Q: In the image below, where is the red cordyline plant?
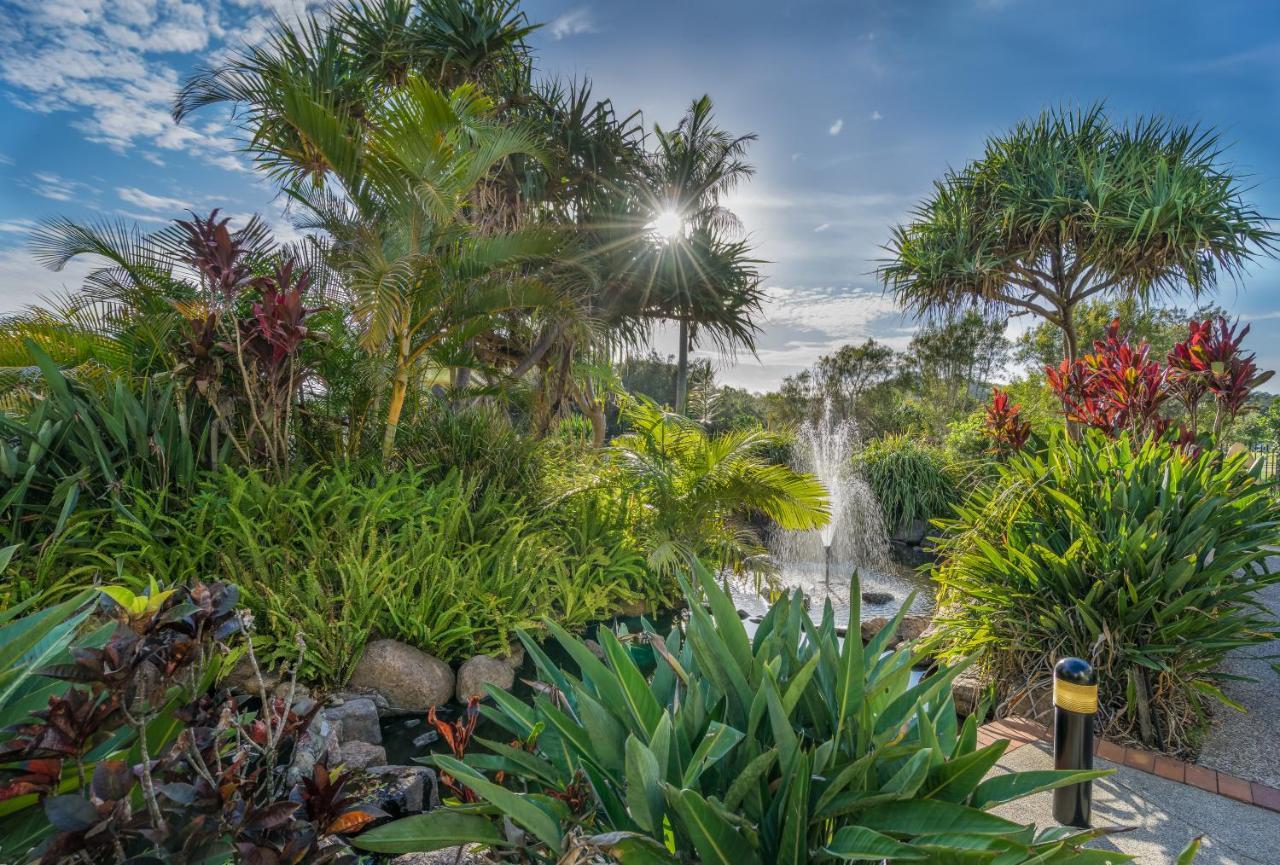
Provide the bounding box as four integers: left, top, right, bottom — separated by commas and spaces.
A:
992, 314, 1270, 452
1045, 320, 1173, 439
1168, 317, 1273, 437
172, 210, 323, 475
984, 388, 1031, 454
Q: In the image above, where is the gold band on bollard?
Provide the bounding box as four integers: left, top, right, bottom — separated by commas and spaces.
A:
1054, 679, 1098, 714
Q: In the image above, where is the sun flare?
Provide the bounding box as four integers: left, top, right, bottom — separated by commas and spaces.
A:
647, 208, 686, 242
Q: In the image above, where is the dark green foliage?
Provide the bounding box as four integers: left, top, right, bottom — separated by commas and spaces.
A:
355, 567, 1121, 862
932, 430, 1280, 755
856, 434, 959, 536
0, 342, 212, 553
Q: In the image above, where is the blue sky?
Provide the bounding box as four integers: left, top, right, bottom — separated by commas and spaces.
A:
1, 0, 1278, 390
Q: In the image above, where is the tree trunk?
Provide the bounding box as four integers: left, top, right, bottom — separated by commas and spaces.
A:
1061, 308, 1080, 365
381, 333, 412, 463
674, 317, 690, 413
509, 324, 562, 381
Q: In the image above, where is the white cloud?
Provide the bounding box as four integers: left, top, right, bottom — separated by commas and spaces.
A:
870, 110, 883, 121
549, 7, 597, 40
0, 243, 94, 314
117, 186, 192, 212
27, 171, 90, 202
0, 0, 329, 169
828, 118, 844, 136
813, 223, 830, 232
0, 219, 36, 234
0, 153, 13, 166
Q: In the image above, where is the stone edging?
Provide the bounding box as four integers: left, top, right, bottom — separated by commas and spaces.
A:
977, 716, 1280, 814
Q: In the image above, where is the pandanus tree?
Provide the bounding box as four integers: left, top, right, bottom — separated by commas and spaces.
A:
880, 104, 1275, 364
279, 76, 559, 460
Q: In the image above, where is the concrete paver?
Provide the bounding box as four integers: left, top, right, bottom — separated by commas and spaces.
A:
1197, 567, 1280, 789
988, 742, 1280, 865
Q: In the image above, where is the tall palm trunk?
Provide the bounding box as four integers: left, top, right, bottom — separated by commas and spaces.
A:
381, 330, 412, 462
674, 316, 690, 413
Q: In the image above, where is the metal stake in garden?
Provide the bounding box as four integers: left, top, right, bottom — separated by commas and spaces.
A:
1053, 657, 1098, 828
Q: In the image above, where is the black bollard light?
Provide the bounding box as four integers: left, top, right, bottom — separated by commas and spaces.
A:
1053, 657, 1098, 828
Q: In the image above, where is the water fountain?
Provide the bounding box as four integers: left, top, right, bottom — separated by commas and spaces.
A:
734, 398, 934, 626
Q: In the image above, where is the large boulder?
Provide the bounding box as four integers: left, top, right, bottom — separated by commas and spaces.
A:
456, 655, 516, 702
892, 519, 929, 545
348, 640, 454, 711
898, 615, 931, 643
325, 697, 382, 745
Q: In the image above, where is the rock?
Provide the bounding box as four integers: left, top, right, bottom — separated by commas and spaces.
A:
325, 697, 382, 745
272, 680, 310, 703
737, 608, 750, 619
390, 849, 484, 865
289, 712, 340, 784
348, 640, 454, 711
221, 655, 279, 696
861, 590, 894, 605
860, 616, 890, 643
456, 655, 516, 702
951, 670, 988, 717
898, 615, 931, 643
616, 599, 648, 618
501, 640, 525, 670
366, 765, 438, 815
339, 740, 387, 770
892, 518, 928, 546
403, 718, 421, 728
859, 614, 931, 646
328, 688, 391, 712
412, 730, 439, 750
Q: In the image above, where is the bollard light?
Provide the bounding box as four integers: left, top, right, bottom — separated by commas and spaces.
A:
1052, 656, 1097, 828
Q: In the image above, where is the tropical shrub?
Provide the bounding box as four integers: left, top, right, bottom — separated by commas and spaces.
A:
354, 567, 1116, 863
600, 398, 829, 575
0, 581, 382, 863
931, 429, 1280, 755
392, 401, 548, 498
856, 434, 959, 536
84, 468, 662, 687
0, 343, 211, 554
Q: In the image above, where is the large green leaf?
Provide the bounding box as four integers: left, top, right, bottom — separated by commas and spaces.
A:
351, 810, 507, 853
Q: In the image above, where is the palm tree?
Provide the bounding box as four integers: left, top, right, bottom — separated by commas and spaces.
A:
644, 96, 760, 411
174, 0, 539, 188
280, 76, 559, 460
880, 104, 1276, 364
606, 397, 829, 576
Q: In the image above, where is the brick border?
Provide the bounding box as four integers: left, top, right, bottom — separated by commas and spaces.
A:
979, 716, 1280, 814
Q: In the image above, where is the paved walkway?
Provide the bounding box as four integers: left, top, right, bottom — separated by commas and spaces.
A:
1197, 565, 1280, 788
989, 741, 1280, 865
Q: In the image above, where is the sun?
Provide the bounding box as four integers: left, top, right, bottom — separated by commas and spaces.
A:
647, 208, 687, 243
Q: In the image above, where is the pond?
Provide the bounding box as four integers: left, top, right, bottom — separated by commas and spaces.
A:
382, 560, 935, 765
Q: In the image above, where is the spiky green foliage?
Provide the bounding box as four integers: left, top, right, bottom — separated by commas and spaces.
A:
355, 566, 1121, 863
881, 104, 1276, 362
857, 434, 959, 537
931, 429, 1280, 755
602, 397, 829, 575
0, 342, 210, 559
85, 468, 662, 688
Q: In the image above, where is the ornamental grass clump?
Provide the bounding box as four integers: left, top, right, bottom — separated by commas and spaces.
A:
931, 429, 1280, 756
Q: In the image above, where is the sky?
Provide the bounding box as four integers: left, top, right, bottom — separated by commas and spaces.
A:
1, 0, 1279, 392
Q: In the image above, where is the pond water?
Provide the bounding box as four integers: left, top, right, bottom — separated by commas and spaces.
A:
728, 560, 935, 629
381, 561, 936, 765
